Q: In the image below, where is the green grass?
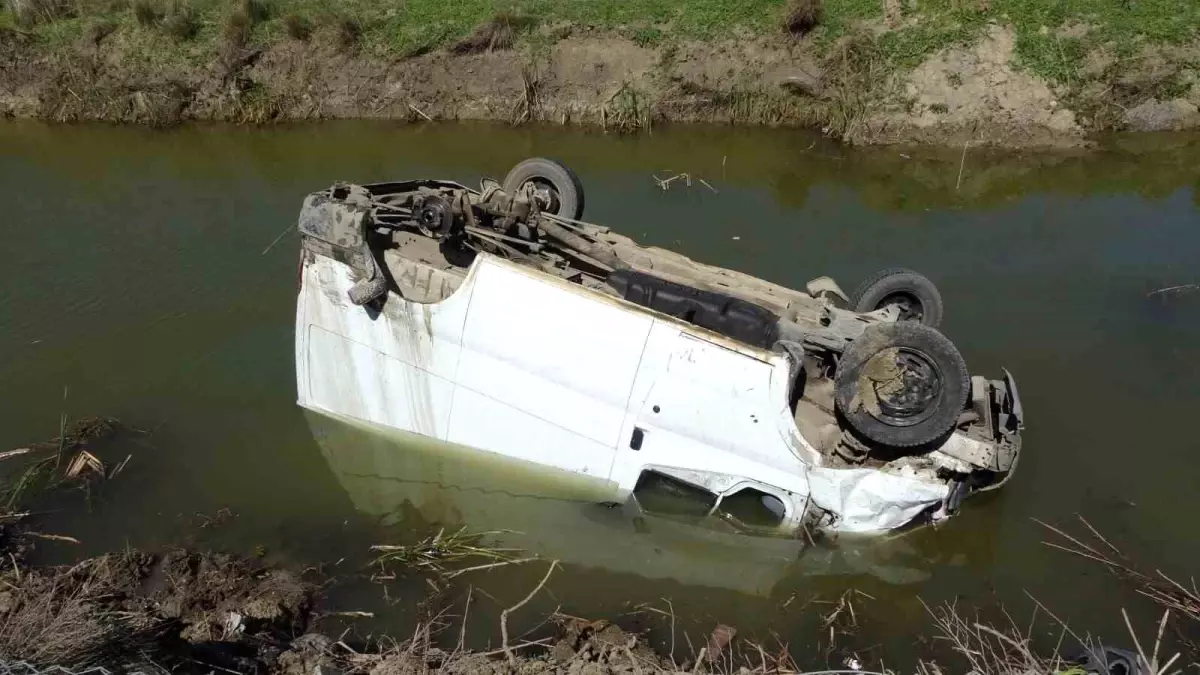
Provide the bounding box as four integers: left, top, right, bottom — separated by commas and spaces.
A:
8, 0, 1199, 90
866, 0, 1200, 83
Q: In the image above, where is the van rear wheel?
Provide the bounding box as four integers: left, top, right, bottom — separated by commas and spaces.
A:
851, 268, 943, 328
502, 158, 585, 220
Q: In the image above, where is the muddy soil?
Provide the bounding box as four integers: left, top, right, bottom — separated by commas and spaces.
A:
280, 616, 684, 675
0, 548, 313, 671
2, 22, 1197, 146
0, 542, 691, 674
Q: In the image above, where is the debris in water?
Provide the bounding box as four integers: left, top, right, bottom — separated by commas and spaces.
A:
1147, 283, 1197, 297
25, 532, 81, 544
705, 623, 737, 663
370, 527, 529, 581
65, 450, 104, 479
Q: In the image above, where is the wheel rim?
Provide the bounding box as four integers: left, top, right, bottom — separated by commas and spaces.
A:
521, 179, 562, 214
877, 291, 924, 322
860, 347, 943, 428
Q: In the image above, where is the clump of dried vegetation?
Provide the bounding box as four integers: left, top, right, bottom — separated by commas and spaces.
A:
130, 0, 160, 25
510, 62, 542, 124
602, 81, 654, 133
1040, 516, 1200, 657
222, 0, 267, 48
161, 0, 198, 40
282, 11, 310, 40
0, 554, 167, 666
449, 11, 533, 55
5, 0, 73, 26
129, 0, 197, 40
912, 517, 1200, 675
314, 10, 360, 51
782, 0, 822, 38
1, 415, 128, 527
370, 526, 533, 584
819, 30, 886, 141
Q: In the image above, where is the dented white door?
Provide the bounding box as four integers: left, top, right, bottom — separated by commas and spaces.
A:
611, 322, 811, 528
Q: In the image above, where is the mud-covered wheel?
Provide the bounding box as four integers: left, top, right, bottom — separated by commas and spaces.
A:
851, 268, 943, 328
502, 158, 585, 220
834, 322, 969, 449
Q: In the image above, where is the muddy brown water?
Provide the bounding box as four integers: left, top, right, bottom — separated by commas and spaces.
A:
2, 121, 1199, 665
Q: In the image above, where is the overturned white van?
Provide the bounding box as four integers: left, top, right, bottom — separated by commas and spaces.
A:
295, 158, 1023, 535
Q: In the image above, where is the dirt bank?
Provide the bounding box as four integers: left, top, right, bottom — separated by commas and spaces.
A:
1, 7, 1198, 147
0, 544, 694, 674
0, 549, 313, 670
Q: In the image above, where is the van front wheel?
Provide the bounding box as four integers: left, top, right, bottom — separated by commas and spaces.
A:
834, 322, 969, 449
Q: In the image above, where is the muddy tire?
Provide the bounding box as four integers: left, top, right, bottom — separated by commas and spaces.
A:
851, 268, 943, 328
503, 158, 585, 220
834, 322, 969, 449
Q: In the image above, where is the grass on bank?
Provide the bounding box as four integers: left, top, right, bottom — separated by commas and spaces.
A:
3, 0, 1197, 83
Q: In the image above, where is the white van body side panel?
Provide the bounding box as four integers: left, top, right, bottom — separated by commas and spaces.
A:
297, 253, 473, 440
296, 252, 952, 533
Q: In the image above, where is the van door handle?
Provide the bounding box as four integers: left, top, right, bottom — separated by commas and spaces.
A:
630, 427, 645, 451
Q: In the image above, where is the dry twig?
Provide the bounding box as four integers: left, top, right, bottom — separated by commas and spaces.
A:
501, 560, 558, 665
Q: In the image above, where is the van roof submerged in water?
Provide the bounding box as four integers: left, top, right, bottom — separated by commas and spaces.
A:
294, 158, 1023, 535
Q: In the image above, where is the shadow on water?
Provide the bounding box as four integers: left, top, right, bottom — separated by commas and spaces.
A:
1, 120, 1198, 661
305, 410, 965, 657
307, 411, 948, 590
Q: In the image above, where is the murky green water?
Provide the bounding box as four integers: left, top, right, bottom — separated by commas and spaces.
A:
2, 121, 1198, 664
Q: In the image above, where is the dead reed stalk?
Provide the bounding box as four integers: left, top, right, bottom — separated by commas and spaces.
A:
783, 0, 822, 37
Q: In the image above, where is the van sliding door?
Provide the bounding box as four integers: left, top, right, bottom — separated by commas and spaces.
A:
448, 258, 653, 481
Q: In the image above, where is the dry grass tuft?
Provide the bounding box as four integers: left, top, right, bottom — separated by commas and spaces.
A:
783, 0, 822, 37
818, 30, 885, 141
82, 17, 117, 44
8, 0, 74, 26
238, 0, 267, 23
161, 0, 198, 41
131, 0, 161, 26
0, 555, 166, 666
450, 12, 533, 55
511, 63, 541, 124
318, 12, 360, 51
921, 600, 1061, 675
602, 81, 654, 133
222, 0, 267, 48
282, 12, 311, 41
334, 15, 360, 50
222, 4, 251, 47
1038, 516, 1200, 655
